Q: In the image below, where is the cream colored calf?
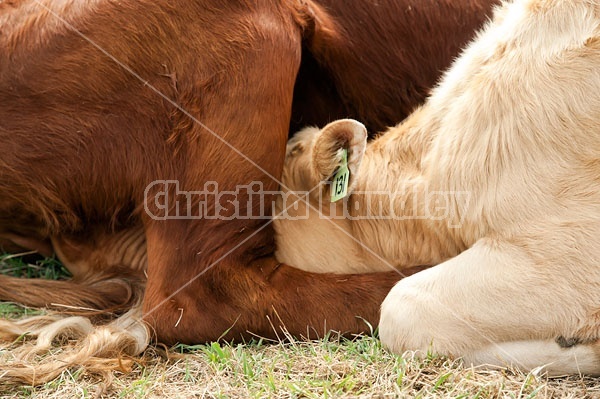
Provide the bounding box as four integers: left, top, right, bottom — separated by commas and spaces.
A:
274, 0, 600, 375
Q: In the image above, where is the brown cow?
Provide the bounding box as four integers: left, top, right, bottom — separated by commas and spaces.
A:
0, 0, 497, 384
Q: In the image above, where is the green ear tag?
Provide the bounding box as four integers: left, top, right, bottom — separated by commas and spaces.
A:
331, 149, 350, 202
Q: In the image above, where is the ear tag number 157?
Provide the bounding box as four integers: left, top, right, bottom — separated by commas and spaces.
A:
331, 149, 350, 202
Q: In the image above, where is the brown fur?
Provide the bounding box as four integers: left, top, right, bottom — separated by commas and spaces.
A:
291, 0, 500, 134
0, 0, 497, 351
0, 0, 393, 347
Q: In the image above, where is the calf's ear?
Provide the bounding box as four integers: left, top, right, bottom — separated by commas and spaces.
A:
312, 119, 367, 183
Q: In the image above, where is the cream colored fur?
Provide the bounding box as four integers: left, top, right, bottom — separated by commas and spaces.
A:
0, 302, 149, 386
0, 228, 149, 385
275, 0, 600, 375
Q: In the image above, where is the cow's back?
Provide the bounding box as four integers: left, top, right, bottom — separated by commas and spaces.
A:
0, 0, 300, 235
291, 0, 500, 134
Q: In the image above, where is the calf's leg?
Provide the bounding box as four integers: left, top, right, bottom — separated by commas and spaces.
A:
379, 237, 600, 375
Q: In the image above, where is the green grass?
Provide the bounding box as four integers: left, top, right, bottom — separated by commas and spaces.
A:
1, 254, 600, 398
3, 333, 598, 399
0, 253, 62, 320
0, 252, 71, 320
0, 252, 71, 280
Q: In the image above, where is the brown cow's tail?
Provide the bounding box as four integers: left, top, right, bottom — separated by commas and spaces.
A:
0, 273, 141, 315
0, 301, 150, 387
0, 274, 149, 387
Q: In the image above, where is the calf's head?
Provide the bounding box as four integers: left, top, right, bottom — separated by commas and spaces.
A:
274, 119, 378, 273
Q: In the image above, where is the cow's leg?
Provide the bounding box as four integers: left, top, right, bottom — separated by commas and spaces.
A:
141, 115, 407, 343
139, 15, 407, 343
379, 237, 600, 375
143, 239, 411, 344
0, 233, 53, 257
143, 224, 409, 344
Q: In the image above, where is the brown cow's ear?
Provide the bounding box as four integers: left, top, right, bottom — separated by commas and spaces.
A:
312, 119, 367, 184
